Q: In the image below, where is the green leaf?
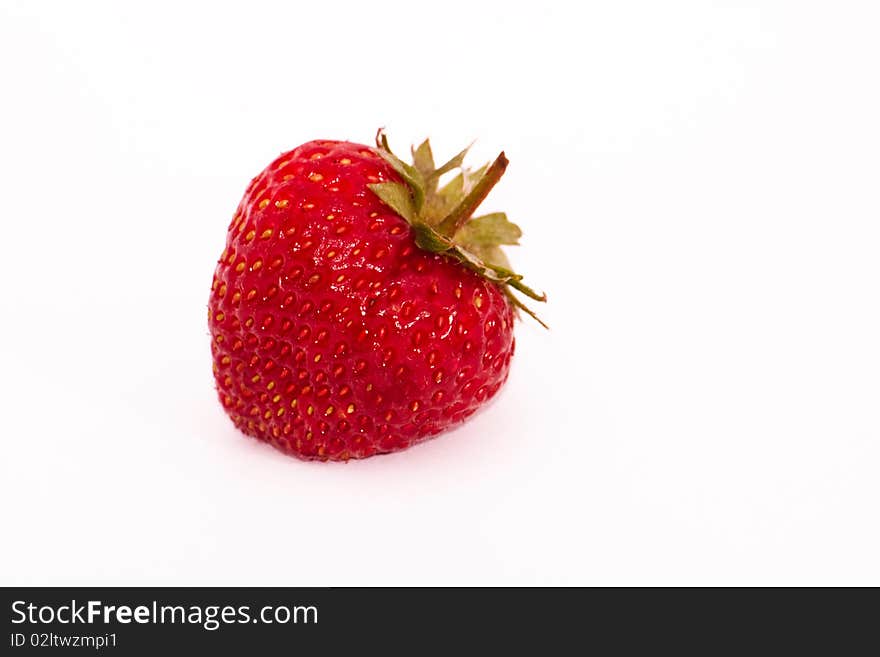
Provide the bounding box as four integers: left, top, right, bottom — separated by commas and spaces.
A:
412, 139, 438, 199
506, 291, 549, 329
422, 172, 465, 225
411, 139, 435, 178
488, 263, 546, 301
412, 222, 454, 253
476, 244, 513, 271
438, 171, 464, 197
368, 182, 416, 223
429, 142, 473, 180
463, 163, 488, 193
455, 212, 522, 248
374, 130, 426, 212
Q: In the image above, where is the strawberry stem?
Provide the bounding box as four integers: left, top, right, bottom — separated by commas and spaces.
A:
369, 132, 547, 327
437, 152, 508, 237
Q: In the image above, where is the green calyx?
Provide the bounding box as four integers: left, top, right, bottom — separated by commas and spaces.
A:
368, 129, 547, 327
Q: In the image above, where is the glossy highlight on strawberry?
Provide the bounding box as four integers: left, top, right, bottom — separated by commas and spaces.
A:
209, 135, 543, 461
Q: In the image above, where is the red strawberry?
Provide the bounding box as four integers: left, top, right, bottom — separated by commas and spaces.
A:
209, 130, 545, 461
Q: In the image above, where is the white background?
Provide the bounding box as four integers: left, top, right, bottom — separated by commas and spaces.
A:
1, 1, 878, 586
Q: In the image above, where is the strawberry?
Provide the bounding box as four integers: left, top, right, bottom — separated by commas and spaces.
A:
209, 130, 545, 461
